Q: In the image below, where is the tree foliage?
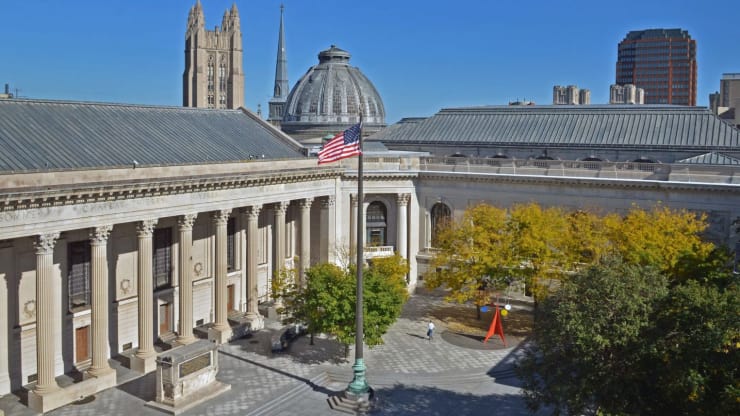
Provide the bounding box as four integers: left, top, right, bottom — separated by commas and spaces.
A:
518, 257, 669, 415
426, 202, 715, 304
279, 254, 409, 349
517, 255, 740, 415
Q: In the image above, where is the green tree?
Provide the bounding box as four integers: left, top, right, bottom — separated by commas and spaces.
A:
517, 257, 669, 415
639, 277, 740, 415
518, 254, 740, 415
280, 255, 409, 351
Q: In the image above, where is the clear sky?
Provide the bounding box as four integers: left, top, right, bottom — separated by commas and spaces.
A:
1, 0, 738, 124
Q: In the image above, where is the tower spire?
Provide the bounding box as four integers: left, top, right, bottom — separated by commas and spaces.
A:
268, 4, 289, 126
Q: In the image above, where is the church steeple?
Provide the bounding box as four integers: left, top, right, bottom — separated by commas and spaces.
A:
268, 4, 288, 126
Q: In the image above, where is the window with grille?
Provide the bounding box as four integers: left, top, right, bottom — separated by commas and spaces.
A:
153, 228, 172, 289
227, 217, 236, 271
68, 240, 91, 310
430, 203, 452, 248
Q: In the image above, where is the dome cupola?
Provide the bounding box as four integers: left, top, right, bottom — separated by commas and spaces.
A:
281, 45, 386, 142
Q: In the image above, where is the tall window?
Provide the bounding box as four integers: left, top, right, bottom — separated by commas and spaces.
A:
153, 228, 172, 289
219, 59, 227, 108
366, 201, 387, 246
68, 240, 91, 310
227, 217, 236, 272
430, 203, 451, 247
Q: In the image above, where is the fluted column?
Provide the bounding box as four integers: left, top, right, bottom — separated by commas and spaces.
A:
210, 209, 232, 343
397, 194, 410, 260
0, 272, 8, 394
88, 225, 113, 377
132, 219, 157, 373
243, 206, 264, 328
350, 194, 358, 264
299, 198, 313, 285
319, 196, 335, 263
32, 233, 60, 394
176, 214, 197, 345
272, 202, 288, 278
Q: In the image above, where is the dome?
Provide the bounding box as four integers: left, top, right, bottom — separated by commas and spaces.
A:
281, 45, 386, 142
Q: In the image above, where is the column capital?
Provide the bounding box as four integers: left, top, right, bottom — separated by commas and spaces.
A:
89, 225, 113, 245
273, 201, 289, 215
178, 213, 197, 230
300, 197, 314, 209
321, 195, 335, 208
397, 193, 411, 206
211, 209, 232, 225
34, 233, 60, 255
242, 205, 262, 220
350, 193, 359, 207
137, 219, 158, 237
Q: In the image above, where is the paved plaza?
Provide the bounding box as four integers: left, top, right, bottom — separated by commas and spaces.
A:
0, 291, 541, 416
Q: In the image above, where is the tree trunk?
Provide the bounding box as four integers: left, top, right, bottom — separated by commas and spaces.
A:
310, 332, 314, 345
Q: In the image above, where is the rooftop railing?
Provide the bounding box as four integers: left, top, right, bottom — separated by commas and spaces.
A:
344, 156, 740, 185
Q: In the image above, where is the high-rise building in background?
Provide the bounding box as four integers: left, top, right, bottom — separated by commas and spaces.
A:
553, 85, 589, 105
268, 5, 288, 127
615, 28, 696, 106
610, 84, 645, 104
183, 1, 244, 109
710, 73, 740, 128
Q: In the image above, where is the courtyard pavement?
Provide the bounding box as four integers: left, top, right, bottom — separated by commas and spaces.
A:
0, 290, 542, 416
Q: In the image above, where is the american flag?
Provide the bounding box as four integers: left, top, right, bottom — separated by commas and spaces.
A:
317, 123, 362, 164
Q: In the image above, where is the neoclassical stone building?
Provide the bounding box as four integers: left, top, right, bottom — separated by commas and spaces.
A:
1, 98, 739, 412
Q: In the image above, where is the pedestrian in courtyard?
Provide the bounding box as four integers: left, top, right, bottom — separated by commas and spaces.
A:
427, 320, 435, 341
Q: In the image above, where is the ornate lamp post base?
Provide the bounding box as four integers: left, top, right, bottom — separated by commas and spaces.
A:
347, 358, 370, 394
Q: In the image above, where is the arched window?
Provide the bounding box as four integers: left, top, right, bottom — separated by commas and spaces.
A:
366, 201, 387, 246
430, 203, 451, 247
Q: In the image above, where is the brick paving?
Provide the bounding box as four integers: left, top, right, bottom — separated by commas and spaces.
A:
0, 291, 542, 416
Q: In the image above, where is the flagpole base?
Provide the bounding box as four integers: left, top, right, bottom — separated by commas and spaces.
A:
346, 358, 370, 395
329, 360, 374, 415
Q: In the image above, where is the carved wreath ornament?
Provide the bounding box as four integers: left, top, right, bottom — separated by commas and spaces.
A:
23, 300, 36, 318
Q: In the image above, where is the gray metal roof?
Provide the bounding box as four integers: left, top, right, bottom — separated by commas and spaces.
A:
0, 99, 305, 172
368, 105, 740, 150
676, 152, 740, 165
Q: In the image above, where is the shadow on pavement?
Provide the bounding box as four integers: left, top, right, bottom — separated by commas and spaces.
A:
371, 384, 536, 415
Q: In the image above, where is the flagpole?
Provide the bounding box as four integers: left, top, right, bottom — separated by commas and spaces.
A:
347, 111, 370, 398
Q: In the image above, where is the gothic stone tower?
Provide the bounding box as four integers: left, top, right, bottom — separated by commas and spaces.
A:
183, 1, 244, 109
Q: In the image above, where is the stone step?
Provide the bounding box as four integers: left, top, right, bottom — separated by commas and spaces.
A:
245, 371, 331, 416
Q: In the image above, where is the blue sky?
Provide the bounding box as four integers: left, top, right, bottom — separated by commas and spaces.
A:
1, 0, 738, 123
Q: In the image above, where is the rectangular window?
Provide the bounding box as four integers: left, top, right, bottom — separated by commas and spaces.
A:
68, 240, 91, 310
153, 228, 172, 289
227, 217, 236, 271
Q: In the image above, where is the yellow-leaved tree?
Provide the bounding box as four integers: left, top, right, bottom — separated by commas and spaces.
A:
607, 204, 714, 274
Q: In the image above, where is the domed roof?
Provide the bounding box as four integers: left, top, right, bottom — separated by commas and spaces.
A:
281, 45, 386, 141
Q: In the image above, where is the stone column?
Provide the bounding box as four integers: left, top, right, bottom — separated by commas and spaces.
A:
88, 225, 114, 378
319, 196, 335, 263
209, 209, 232, 344
0, 271, 8, 395
397, 194, 410, 260
299, 198, 313, 285
272, 202, 288, 277
350, 194, 358, 264
176, 214, 197, 345
243, 206, 264, 329
132, 219, 157, 373
31, 233, 60, 396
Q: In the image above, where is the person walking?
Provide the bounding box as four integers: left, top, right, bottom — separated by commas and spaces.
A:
427, 320, 435, 341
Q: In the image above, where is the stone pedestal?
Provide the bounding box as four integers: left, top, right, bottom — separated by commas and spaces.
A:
28, 368, 116, 414
146, 339, 230, 415
328, 389, 375, 415
130, 353, 158, 374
